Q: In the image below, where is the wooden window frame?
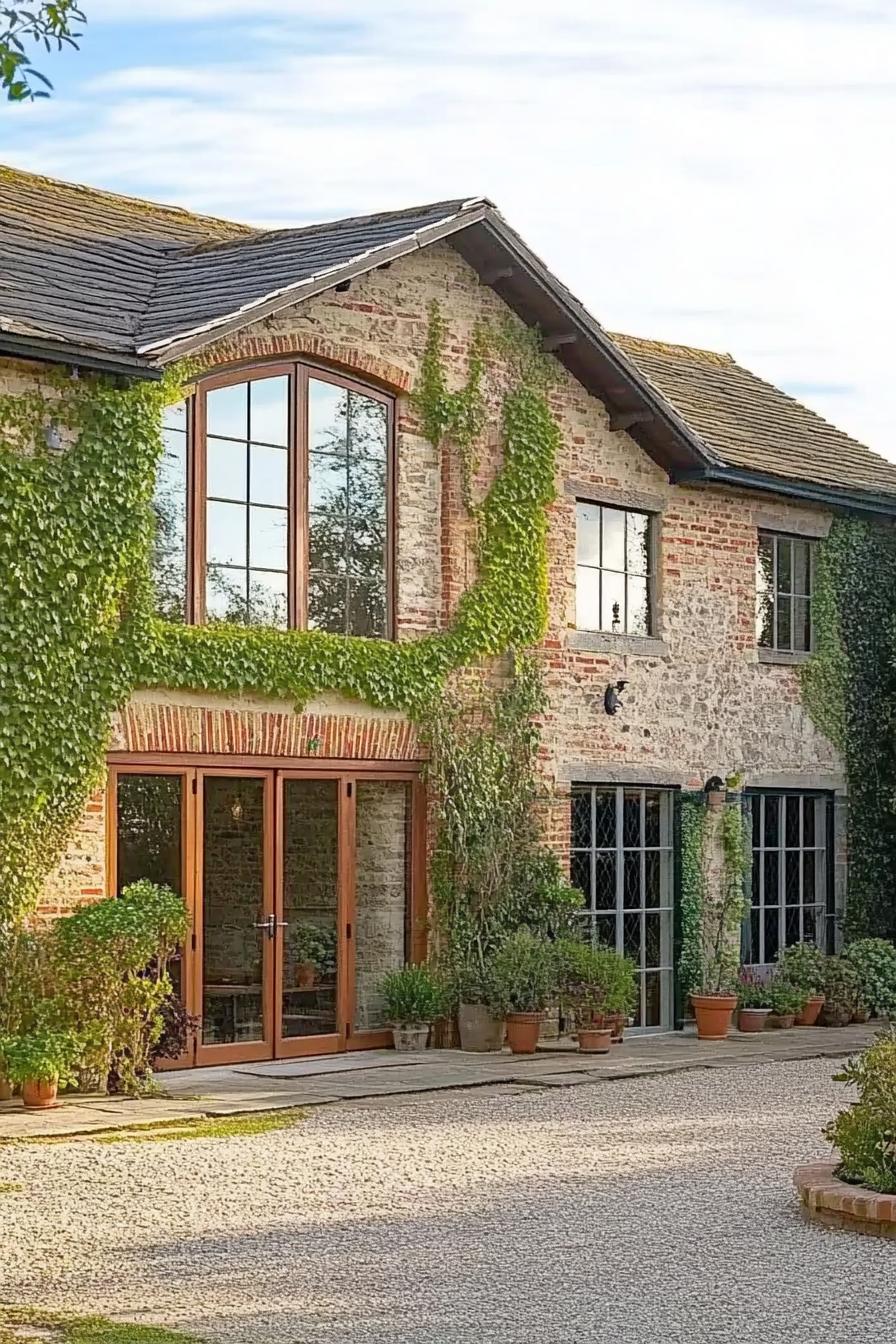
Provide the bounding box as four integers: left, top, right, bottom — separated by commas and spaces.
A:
575, 499, 655, 637
175, 359, 396, 636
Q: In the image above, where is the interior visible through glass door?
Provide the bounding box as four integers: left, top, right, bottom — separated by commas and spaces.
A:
201, 775, 268, 1048
280, 778, 340, 1041
116, 771, 186, 1007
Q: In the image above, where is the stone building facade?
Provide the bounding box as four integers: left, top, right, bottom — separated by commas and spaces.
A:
7, 169, 892, 1060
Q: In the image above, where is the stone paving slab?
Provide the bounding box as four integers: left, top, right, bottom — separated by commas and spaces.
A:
0, 1023, 877, 1140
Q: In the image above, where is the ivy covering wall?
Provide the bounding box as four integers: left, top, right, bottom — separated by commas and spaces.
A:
0, 305, 560, 923
801, 517, 896, 940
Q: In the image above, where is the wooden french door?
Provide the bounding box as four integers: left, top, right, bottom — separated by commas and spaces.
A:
108, 760, 425, 1068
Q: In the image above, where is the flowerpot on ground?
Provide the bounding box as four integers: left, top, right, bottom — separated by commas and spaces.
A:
577, 1026, 613, 1054
796, 995, 825, 1027
607, 1012, 625, 1044
737, 1007, 771, 1033
458, 1002, 505, 1052
505, 1011, 543, 1055
21, 1077, 59, 1109
391, 1023, 430, 1052
766, 1012, 796, 1030
0, 1076, 13, 1102
852, 1006, 871, 1024
820, 1004, 852, 1027
691, 993, 737, 1040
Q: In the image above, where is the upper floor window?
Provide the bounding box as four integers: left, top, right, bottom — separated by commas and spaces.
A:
576, 501, 652, 636
756, 532, 814, 653
152, 363, 392, 637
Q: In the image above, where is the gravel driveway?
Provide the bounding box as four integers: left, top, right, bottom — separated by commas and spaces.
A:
0, 1058, 891, 1344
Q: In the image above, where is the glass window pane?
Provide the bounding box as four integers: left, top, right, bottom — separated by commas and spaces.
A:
348, 578, 386, 637
602, 506, 625, 570
626, 512, 649, 576
206, 566, 247, 623
644, 794, 661, 847
644, 913, 661, 968
644, 851, 660, 907
571, 792, 591, 849
248, 570, 288, 628
601, 569, 625, 632
309, 453, 348, 512
570, 850, 591, 904
793, 540, 811, 597
248, 376, 288, 446
349, 521, 386, 581
793, 597, 811, 652
777, 538, 792, 594
785, 796, 801, 848
349, 455, 386, 516
153, 423, 187, 622
623, 791, 641, 847
576, 567, 601, 631
207, 437, 247, 502
207, 500, 247, 567
206, 382, 248, 440
309, 379, 348, 455
349, 391, 387, 458
249, 505, 287, 571
250, 444, 287, 507
626, 576, 648, 635
116, 774, 183, 894
623, 852, 641, 907
643, 972, 660, 1027
309, 513, 348, 575
756, 537, 774, 646
593, 915, 617, 951
776, 595, 792, 650
594, 790, 616, 848
623, 911, 641, 960
163, 401, 187, 433
764, 797, 780, 847
764, 907, 780, 963
576, 503, 601, 566
308, 573, 349, 632
803, 796, 816, 846
594, 852, 616, 910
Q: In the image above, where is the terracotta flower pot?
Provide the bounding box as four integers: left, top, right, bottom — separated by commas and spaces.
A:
458, 1003, 505, 1052
22, 1077, 59, 1110
0, 1075, 13, 1102
577, 1026, 613, 1054
819, 1003, 852, 1028
691, 993, 737, 1041
737, 1007, 771, 1033
852, 1007, 870, 1024
505, 1011, 544, 1055
607, 1012, 625, 1044
766, 1013, 796, 1030
296, 961, 317, 989
796, 995, 825, 1027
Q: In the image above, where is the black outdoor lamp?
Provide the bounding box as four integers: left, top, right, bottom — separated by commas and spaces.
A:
604, 680, 628, 716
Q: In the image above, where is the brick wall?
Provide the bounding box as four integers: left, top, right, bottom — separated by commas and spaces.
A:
21, 239, 841, 914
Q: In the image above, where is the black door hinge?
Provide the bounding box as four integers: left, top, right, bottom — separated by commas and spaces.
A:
346, 922, 352, 941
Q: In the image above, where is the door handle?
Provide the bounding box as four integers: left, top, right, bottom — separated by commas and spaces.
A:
253, 915, 289, 939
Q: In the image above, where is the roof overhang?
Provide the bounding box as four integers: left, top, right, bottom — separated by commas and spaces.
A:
0, 331, 160, 381
674, 464, 896, 519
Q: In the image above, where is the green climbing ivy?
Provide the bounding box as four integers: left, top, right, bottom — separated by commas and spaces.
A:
801, 516, 896, 939
0, 304, 560, 923
678, 794, 707, 1000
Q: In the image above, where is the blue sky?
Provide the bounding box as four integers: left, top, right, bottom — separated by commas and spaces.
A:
2, 0, 895, 457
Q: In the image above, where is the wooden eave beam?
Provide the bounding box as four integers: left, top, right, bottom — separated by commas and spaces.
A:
609, 408, 655, 433
479, 265, 515, 286
541, 332, 578, 353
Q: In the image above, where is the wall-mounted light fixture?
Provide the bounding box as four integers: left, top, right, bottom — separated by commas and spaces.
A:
604, 679, 628, 716
43, 422, 63, 453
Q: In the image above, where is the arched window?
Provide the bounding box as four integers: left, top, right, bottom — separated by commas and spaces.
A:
152, 363, 393, 637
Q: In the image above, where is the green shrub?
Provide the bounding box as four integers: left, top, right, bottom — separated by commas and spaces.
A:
776, 942, 828, 996
0, 1026, 80, 1087
736, 970, 773, 1010
379, 964, 445, 1025
821, 956, 861, 1024
825, 1030, 896, 1193
49, 880, 189, 1095
844, 938, 896, 1018
768, 980, 806, 1016
556, 938, 637, 1025
489, 929, 557, 1014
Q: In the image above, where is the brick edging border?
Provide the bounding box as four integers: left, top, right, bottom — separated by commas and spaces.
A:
794, 1162, 896, 1238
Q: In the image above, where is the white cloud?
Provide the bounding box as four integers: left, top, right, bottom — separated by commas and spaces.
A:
2, 0, 895, 456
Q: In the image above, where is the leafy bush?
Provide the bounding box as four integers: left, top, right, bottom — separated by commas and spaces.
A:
49, 880, 189, 1095
768, 980, 806, 1017
736, 969, 773, 1010
0, 922, 51, 1044
844, 938, 896, 1018
777, 942, 828, 996
379, 964, 445, 1025
821, 956, 861, 1026
0, 1026, 80, 1087
825, 1030, 896, 1193
489, 929, 557, 1014
556, 938, 637, 1025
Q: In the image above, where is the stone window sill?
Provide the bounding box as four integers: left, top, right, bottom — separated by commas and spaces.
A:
568, 629, 669, 657
757, 647, 812, 666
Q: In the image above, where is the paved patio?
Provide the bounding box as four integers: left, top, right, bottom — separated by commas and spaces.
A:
0, 1023, 876, 1140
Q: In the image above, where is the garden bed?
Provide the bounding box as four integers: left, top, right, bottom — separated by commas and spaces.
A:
794, 1161, 896, 1238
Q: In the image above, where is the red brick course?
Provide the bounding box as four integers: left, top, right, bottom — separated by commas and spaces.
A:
794, 1162, 896, 1238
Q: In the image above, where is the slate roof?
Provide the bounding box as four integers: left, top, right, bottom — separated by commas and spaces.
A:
1, 163, 894, 507
609, 333, 896, 497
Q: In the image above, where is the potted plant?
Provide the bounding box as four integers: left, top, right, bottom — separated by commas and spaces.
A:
556, 940, 632, 1054
843, 938, 896, 1022
690, 801, 749, 1039
704, 776, 726, 809
379, 963, 444, 1052
765, 980, 805, 1029
819, 957, 860, 1027
735, 971, 773, 1032
0, 1028, 79, 1109
290, 922, 336, 989
490, 929, 557, 1054
776, 942, 827, 1025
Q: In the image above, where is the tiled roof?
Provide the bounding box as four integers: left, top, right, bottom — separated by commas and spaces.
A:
609, 332, 896, 497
